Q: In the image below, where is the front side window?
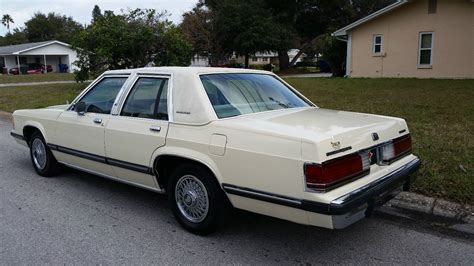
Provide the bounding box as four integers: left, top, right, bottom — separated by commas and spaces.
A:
419, 32, 433, 66
77, 77, 127, 114
201, 73, 310, 118
121, 77, 168, 120
373, 35, 383, 54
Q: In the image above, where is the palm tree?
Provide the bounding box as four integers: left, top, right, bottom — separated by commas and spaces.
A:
2, 14, 14, 33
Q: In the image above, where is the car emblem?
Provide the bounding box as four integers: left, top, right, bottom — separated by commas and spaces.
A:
331, 141, 341, 150
371, 133, 379, 141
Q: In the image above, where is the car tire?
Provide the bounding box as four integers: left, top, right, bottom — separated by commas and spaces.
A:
168, 163, 228, 235
29, 131, 59, 177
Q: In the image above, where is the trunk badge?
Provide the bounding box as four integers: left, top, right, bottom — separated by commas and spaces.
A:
331, 141, 341, 150
371, 133, 379, 141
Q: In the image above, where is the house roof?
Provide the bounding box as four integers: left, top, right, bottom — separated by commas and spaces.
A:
332, 0, 409, 36
0, 40, 71, 55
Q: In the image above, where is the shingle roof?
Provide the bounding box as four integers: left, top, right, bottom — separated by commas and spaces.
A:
0, 40, 68, 55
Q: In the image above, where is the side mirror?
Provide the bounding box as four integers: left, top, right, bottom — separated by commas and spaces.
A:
75, 101, 86, 115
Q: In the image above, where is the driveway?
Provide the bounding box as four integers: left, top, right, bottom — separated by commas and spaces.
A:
0, 119, 473, 264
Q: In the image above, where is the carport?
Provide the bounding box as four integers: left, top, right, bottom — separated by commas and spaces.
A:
0, 40, 78, 74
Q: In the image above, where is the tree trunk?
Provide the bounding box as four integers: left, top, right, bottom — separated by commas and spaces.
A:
289, 49, 306, 66
244, 54, 249, 68
289, 35, 323, 66
278, 50, 290, 71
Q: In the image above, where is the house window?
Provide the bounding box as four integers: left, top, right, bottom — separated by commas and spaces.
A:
419, 32, 434, 66
251, 57, 258, 62
262, 57, 269, 62
373, 35, 383, 54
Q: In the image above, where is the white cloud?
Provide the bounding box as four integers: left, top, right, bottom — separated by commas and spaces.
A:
0, 0, 197, 36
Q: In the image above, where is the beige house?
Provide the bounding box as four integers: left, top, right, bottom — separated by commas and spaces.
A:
333, 0, 473, 78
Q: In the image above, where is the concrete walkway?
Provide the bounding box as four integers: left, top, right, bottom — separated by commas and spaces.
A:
0, 80, 91, 87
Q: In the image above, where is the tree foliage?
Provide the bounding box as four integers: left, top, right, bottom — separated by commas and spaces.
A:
0, 28, 28, 46
72, 7, 192, 81
202, 0, 394, 73
24, 12, 83, 43
1, 14, 14, 33
205, 0, 281, 67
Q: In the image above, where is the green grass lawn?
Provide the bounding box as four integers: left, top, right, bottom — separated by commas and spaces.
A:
0, 83, 88, 112
0, 78, 472, 204
285, 78, 474, 204
0, 73, 75, 84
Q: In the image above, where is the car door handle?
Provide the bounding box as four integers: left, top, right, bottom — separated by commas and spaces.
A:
93, 118, 102, 124
149, 125, 161, 132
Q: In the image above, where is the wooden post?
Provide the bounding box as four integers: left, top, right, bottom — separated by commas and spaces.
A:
43, 54, 47, 74
17, 55, 21, 75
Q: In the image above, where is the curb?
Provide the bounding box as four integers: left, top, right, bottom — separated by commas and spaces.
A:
382, 192, 474, 235
388, 192, 474, 223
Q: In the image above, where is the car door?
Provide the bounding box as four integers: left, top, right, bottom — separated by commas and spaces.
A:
105, 75, 170, 189
53, 76, 129, 177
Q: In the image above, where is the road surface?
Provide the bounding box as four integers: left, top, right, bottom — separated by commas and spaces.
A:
0, 119, 472, 264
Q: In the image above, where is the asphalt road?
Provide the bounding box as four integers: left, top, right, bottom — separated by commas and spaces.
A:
1, 119, 473, 264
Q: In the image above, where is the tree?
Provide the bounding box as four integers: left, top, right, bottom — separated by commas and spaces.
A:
92, 5, 102, 23
73, 8, 193, 81
181, 2, 227, 65
24, 12, 83, 43
2, 14, 14, 33
206, 0, 280, 68
0, 28, 28, 46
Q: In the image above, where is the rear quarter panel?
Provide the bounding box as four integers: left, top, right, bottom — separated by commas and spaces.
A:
159, 122, 305, 199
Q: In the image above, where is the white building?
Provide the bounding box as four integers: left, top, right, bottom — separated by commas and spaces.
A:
0, 40, 79, 74
236, 49, 307, 65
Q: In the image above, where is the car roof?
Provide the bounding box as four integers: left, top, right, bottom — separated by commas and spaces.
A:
103, 66, 271, 76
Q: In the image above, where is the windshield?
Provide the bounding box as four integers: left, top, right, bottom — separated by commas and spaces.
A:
200, 73, 310, 118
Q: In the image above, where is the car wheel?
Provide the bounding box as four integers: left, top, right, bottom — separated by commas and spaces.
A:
29, 131, 59, 177
168, 163, 228, 235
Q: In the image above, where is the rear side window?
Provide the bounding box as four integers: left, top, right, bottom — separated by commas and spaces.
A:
77, 77, 127, 114
201, 73, 309, 118
121, 77, 168, 120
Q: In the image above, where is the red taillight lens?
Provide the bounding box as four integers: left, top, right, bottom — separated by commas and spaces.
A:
381, 134, 412, 163
305, 153, 369, 191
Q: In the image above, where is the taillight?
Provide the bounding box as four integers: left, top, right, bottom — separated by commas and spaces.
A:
305, 152, 370, 191
380, 134, 412, 163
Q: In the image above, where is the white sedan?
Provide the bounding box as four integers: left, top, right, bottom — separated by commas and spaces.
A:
11, 67, 420, 235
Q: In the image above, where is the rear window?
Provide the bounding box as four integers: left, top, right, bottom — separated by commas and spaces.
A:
200, 73, 309, 118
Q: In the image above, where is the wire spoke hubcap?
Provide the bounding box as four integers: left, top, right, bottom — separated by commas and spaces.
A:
175, 175, 209, 223
32, 138, 47, 170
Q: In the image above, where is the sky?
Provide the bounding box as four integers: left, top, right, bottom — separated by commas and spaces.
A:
0, 0, 198, 36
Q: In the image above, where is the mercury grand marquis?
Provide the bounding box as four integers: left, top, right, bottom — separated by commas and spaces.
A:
11, 67, 420, 235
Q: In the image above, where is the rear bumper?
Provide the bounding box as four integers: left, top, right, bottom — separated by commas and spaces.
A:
322, 157, 421, 228
223, 157, 421, 229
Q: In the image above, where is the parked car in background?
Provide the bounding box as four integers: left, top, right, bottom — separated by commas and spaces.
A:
27, 63, 53, 74
8, 67, 20, 75
8, 64, 53, 75
10, 67, 420, 235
